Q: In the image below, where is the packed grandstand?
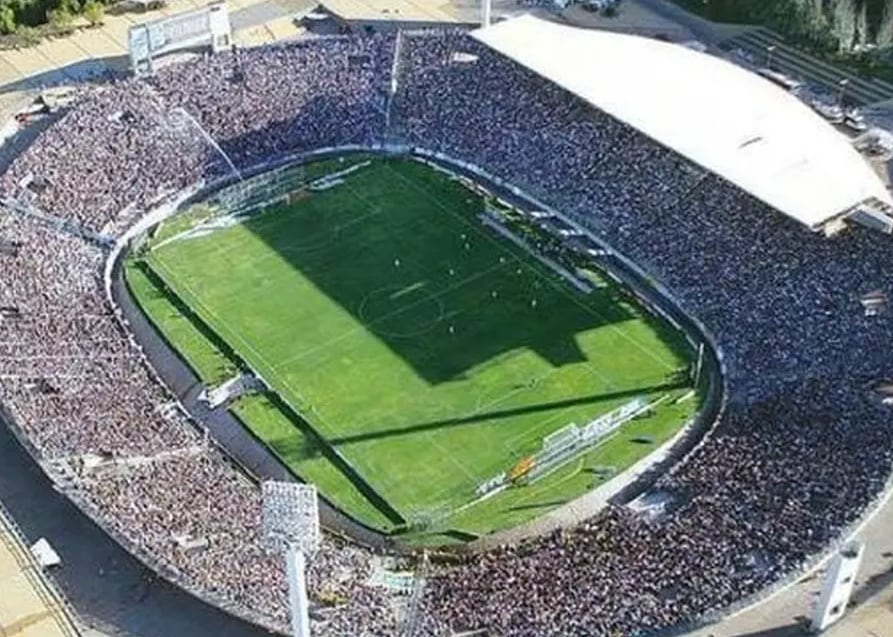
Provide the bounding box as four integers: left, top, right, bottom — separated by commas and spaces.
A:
0, 18, 892, 637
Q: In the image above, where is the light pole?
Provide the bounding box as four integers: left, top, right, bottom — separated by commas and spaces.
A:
766, 45, 777, 70
262, 481, 321, 637
837, 78, 850, 108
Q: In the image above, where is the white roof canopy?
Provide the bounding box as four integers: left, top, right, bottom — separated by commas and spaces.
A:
473, 16, 892, 230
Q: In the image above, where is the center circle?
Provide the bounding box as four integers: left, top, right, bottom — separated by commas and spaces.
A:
358, 284, 445, 338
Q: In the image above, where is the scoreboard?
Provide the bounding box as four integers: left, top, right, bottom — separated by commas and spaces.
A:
128, 2, 232, 76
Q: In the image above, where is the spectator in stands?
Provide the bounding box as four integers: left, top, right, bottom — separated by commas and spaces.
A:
0, 29, 890, 637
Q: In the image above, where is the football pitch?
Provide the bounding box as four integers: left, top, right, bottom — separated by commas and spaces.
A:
127, 156, 698, 543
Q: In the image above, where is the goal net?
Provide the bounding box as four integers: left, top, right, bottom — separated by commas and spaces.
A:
526, 396, 649, 484
212, 163, 308, 217
543, 423, 581, 452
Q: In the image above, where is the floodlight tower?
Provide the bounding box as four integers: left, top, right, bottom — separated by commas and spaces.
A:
481, 0, 491, 28
262, 482, 321, 637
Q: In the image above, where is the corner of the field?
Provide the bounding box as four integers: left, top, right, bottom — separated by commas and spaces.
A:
464, 413, 701, 551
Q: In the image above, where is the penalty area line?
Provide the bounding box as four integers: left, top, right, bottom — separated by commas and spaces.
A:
380, 161, 677, 373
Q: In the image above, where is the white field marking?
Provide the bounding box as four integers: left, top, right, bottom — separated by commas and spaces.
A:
153, 169, 487, 442
525, 430, 625, 487
380, 162, 676, 372
450, 439, 613, 523
416, 432, 481, 503
499, 401, 581, 457
459, 365, 578, 454
306, 159, 373, 189
466, 349, 562, 406
252, 193, 384, 238
270, 258, 509, 372
203, 202, 386, 266
382, 395, 572, 502
466, 348, 630, 457
449, 483, 511, 518
151, 255, 348, 442
266, 166, 524, 370
356, 284, 447, 339
365, 285, 571, 439
475, 451, 596, 522
360, 428, 467, 512
579, 351, 626, 392
505, 456, 588, 509
150, 211, 220, 251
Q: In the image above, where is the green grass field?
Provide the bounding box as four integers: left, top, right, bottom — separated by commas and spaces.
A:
126, 156, 697, 543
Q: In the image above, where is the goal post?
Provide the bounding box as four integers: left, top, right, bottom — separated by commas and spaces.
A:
520, 396, 650, 485
211, 162, 307, 217
543, 423, 581, 453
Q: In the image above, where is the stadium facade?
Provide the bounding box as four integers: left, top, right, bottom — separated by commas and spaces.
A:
0, 16, 891, 637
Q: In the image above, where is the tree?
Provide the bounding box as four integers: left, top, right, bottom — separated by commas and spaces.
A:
14, 23, 38, 46
834, 0, 858, 51
46, 5, 74, 33
59, 0, 80, 14
0, 4, 16, 34
82, 0, 103, 26
876, 0, 893, 47
10, 0, 41, 30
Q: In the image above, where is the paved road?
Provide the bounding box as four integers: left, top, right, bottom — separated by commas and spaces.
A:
230, 0, 311, 31
629, 0, 746, 44
0, 500, 80, 637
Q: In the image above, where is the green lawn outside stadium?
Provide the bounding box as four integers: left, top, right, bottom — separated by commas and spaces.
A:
126, 156, 698, 543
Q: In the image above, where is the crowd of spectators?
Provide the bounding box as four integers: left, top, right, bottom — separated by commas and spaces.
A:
399, 31, 893, 636
0, 35, 394, 237
0, 212, 398, 635
0, 28, 891, 637
150, 35, 394, 167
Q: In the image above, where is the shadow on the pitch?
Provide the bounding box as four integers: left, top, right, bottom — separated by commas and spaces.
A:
241, 156, 665, 385
327, 380, 686, 446
505, 499, 567, 512
251, 390, 407, 526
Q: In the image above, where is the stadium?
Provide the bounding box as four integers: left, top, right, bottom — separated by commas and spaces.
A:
1, 7, 893, 637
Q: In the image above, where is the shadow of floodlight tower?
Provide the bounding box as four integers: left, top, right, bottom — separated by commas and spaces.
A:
262, 482, 321, 637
